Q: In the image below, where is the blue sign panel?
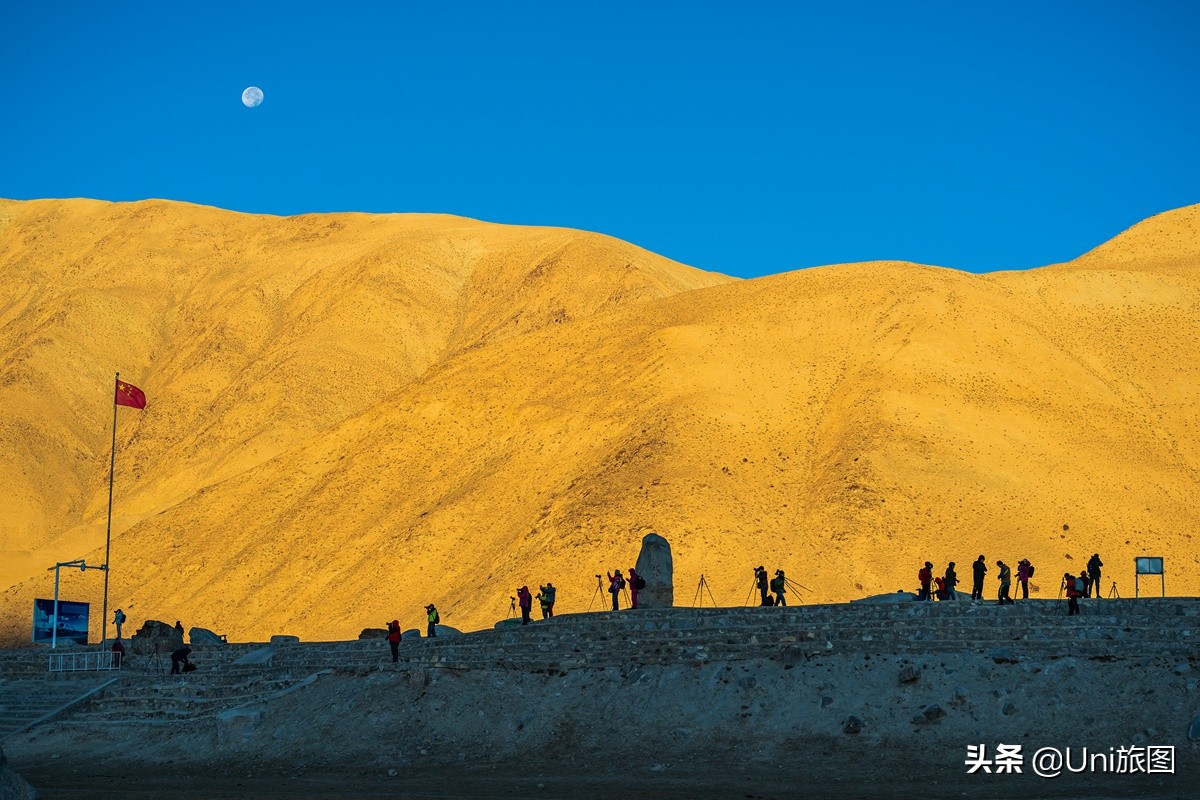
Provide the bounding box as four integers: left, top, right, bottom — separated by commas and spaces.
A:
32, 598, 90, 645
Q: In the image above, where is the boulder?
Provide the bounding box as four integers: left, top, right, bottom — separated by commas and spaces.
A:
634, 531, 673, 608
1188, 714, 1200, 742
269, 635, 300, 644
898, 665, 921, 684
232, 647, 276, 666
403, 628, 422, 639
189, 627, 226, 645
130, 620, 184, 656
842, 715, 863, 735
359, 628, 388, 639
432, 625, 462, 637
0, 744, 39, 800
494, 619, 522, 629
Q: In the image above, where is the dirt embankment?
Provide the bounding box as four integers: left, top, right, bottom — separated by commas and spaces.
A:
9, 650, 1199, 799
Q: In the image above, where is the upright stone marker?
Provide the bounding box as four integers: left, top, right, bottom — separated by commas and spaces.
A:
130, 619, 184, 656
635, 531, 673, 607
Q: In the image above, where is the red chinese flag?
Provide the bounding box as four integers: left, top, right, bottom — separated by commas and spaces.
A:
114, 379, 147, 409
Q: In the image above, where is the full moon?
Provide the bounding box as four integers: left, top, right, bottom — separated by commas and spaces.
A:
241, 86, 263, 108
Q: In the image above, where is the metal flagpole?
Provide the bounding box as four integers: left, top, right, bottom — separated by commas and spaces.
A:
102, 372, 118, 645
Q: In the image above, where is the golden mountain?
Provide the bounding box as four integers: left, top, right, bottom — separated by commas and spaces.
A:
0, 198, 1196, 645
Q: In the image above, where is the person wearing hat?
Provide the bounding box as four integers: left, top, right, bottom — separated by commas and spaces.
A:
386, 619, 402, 661
770, 570, 787, 606
918, 562, 934, 601
425, 604, 440, 637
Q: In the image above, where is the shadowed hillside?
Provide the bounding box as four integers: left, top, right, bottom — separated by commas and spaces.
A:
1, 199, 1197, 644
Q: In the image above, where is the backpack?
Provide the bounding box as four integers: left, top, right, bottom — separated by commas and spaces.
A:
617, 576, 626, 590
1028, 565, 1035, 578
1073, 578, 1084, 594
636, 576, 646, 590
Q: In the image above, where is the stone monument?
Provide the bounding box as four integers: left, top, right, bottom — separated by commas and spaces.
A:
130, 619, 184, 656
634, 531, 673, 607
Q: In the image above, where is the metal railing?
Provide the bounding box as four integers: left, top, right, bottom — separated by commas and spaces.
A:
48, 650, 123, 673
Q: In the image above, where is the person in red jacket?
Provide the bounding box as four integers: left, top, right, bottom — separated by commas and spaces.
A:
607, 571, 625, 611
517, 586, 533, 625
933, 575, 947, 601
1016, 559, 1032, 599
385, 619, 402, 662
918, 562, 933, 601
1064, 572, 1081, 616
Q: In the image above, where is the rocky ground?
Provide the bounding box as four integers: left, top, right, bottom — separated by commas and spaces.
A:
8, 648, 1199, 799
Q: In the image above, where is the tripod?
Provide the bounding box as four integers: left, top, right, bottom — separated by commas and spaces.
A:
780, 576, 810, 605
1108, 582, 1120, 599
693, 574, 718, 608
588, 575, 604, 612
142, 643, 163, 675
745, 571, 764, 607
508, 596, 516, 619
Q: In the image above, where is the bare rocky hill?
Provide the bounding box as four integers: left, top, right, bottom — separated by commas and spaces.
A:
0, 199, 1198, 644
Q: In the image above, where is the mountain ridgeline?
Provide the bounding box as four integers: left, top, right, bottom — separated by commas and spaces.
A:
0, 198, 1197, 645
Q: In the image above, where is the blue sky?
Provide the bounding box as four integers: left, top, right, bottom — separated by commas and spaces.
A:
2, 2, 1197, 278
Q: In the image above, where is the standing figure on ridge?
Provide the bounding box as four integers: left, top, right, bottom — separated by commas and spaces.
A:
113, 608, 126, 640
918, 562, 933, 601
1064, 573, 1082, 616
174, 620, 184, 638
386, 619, 402, 661
1088, 554, 1104, 598
971, 555, 988, 602
770, 570, 787, 606
628, 568, 641, 609
537, 586, 551, 619
541, 582, 556, 618
607, 571, 625, 611
996, 561, 1014, 605
517, 586, 533, 625
756, 566, 771, 606
1016, 559, 1032, 600
944, 562, 958, 601
1080, 568, 1092, 598
426, 604, 440, 637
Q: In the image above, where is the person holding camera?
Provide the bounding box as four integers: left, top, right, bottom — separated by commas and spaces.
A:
517, 586, 533, 625
425, 604, 440, 637
386, 619, 402, 661
607, 571, 625, 611
755, 566, 771, 606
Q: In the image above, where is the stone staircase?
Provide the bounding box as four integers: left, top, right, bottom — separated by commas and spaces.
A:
0, 676, 118, 741
1, 598, 1195, 732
